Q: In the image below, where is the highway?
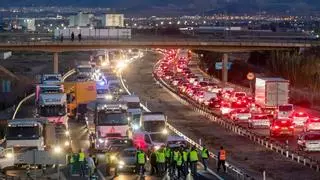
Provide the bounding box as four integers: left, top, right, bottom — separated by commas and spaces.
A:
187, 58, 320, 162
121, 51, 320, 180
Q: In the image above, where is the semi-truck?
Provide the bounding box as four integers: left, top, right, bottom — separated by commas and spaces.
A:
255, 77, 293, 117
63, 81, 97, 119
0, 119, 69, 169
92, 102, 129, 151
40, 74, 62, 85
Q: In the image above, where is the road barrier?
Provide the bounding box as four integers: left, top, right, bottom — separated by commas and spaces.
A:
12, 69, 76, 120
153, 60, 320, 174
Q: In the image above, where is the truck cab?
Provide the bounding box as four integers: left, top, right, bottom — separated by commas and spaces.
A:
76, 64, 94, 77
140, 112, 167, 134
94, 103, 130, 151
119, 95, 142, 131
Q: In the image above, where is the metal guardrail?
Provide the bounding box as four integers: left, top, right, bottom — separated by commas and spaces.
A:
155, 62, 320, 174
12, 69, 76, 120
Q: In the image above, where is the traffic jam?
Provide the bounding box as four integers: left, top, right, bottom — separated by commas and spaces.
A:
154, 49, 320, 152
81, 49, 190, 177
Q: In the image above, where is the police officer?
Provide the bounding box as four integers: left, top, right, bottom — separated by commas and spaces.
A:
201, 145, 209, 171
156, 146, 166, 176
217, 146, 226, 172
164, 145, 171, 171
78, 149, 86, 177
136, 148, 147, 176
67, 150, 74, 177
176, 148, 184, 178
189, 146, 199, 176
171, 147, 179, 175
105, 151, 111, 176
182, 146, 189, 176
150, 148, 157, 175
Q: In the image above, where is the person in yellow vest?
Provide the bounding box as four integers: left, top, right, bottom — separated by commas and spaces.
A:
182, 146, 189, 176
78, 149, 86, 177
136, 148, 147, 176
156, 146, 166, 176
164, 145, 172, 171
188, 146, 198, 177
105, 151, 111, 176
171, 148, 179, 175
176, 148, 184, 178
201, 144, 210, 171
67, 150, 74, 177
217, 146, 226, 172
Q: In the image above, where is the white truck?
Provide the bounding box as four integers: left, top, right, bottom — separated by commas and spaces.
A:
140, 112, 167, 134
119, 95, 142, 130
0, 119, 69, 169
37, 93, 68, 128
255, 77, 292, 117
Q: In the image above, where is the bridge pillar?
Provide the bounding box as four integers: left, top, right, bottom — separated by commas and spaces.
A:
53, 52, 59, 73
222, 53, 228, 84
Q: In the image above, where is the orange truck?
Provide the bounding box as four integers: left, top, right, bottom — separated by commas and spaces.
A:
63, 81, 97, 119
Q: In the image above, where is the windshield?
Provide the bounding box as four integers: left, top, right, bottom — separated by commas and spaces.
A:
235, 92, 246, 97
109, 83, 121, 91
294, 113, 308, 117
144, 121, 165, 132
149, 133, 167, 143
78, 67, 92, 73
231, 102, 247, 109
120, 149, 136, 157
6, 126, 40, 140
39, 105, 66, 117
97, 89, 108, 94
127, 102, 140, 109
40, 87, 62, 94
252, 115, 268, 119
43, 76, 60, 82
278, 105, 293, 112
97, 112, 128, 125
237, 109, 250, 113
305, 134, 320, 140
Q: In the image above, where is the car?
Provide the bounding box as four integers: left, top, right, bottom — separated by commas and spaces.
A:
248, 114, 270, 128
291, 112, 309, 127
297, 132, 320, 151
304, 117, 320, 132
270, 119, 294, 137
117, 147, 138, 172
166, 135, 187, 148
220, 101, 247, 116
208, 98, 221, 109
230, 109, 251, 122
230, 92, 247, 102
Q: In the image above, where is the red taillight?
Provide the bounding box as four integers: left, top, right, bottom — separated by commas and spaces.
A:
274, 125, 280, 129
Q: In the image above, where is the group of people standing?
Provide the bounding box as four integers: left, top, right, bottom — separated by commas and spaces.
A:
138, 144, 227, 179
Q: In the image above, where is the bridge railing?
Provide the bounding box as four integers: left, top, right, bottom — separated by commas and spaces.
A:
0, 33, 319, 45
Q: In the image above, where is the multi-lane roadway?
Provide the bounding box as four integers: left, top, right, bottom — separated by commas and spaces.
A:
122, 51, 320, 180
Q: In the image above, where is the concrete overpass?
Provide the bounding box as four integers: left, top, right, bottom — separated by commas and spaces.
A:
0, 37, 318, 78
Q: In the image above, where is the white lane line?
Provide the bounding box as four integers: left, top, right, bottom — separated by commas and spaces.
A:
97, 169, 106, 180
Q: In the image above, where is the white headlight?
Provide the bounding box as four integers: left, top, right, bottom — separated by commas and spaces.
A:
54, 146, 62, 154
98, 138, 104, 143
5, 152, 13, 158
105, 94, 113, 100
64, 141, 70, 146
154, 145, 160, 150
65, 131, 70, 136
162, 129, 168, 134
132, 124, 140, 130
119, 160, 125, 165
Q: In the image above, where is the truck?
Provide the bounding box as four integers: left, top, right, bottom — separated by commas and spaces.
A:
0, 119, 69, 169
119, 95, 142, 130
63, 81, 97, 119
255, 77, 292, 116
91, 102, 130, 151
76, 64, 94, 78
37, 93, 68, 128
140, 112, 167, 134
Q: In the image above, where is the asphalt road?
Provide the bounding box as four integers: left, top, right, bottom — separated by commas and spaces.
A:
188, 58, 320, 162
121, 51, 320, 180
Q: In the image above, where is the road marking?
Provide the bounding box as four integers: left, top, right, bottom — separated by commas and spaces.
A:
97, 169, 106, 180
